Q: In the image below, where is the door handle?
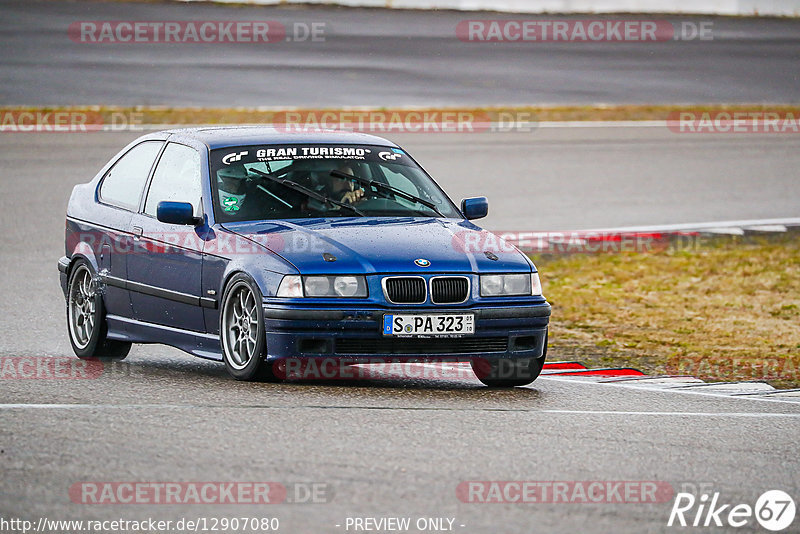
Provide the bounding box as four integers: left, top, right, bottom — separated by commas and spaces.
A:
132, 226, 143, 238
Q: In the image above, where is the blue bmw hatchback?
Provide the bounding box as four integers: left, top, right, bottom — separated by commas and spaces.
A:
59, 127, 550, 386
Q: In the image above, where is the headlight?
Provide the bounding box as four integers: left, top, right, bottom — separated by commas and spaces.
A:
277, 275, 368, 298
480, 273, 539, 297
276, 275, 303, 297
333, 276, 361, 297
304, 276, 331, 296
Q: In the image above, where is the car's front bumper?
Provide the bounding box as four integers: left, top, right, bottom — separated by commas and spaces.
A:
261, 302, 551, 362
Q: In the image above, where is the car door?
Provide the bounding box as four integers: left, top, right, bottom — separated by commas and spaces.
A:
127, 142, 206, 332
94, 140, 165, 320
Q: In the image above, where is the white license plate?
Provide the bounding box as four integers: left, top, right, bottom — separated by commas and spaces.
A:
382, 314, 474, 337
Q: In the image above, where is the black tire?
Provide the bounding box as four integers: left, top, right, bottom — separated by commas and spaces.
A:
471, 356, 545, 387
219, 273, 279, 382
66, 259, 131, 360
471, 330, 548, 387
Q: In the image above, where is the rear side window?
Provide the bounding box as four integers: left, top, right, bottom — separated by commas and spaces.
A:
144, 143, 202, 217
99, 141, 163, 211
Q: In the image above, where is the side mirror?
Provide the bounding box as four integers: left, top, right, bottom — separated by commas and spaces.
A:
157, 201, 199, 226
461, 197, 489, 220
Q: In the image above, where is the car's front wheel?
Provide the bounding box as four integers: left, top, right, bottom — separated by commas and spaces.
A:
220, 274, 278, 382
66, 259, 131, 360
471, 356, 545, 387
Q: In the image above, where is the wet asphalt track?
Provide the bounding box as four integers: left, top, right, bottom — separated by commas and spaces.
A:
1, 0, 800, 531
2, 0, 800, 107
0, 131, 799, 533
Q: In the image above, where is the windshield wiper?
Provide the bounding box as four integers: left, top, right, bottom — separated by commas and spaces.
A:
249, 168, 365, 217
330, 170, 444, 217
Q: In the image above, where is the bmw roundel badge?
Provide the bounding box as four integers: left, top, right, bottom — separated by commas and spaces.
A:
414, 258, 431, 267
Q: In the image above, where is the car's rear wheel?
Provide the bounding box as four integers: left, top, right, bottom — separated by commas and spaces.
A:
471, 356, 545, 387
67, 260, 131, 360
220, 274, 278, 381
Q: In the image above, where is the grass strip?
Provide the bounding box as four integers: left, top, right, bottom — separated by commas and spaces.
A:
534, 231, 800, 388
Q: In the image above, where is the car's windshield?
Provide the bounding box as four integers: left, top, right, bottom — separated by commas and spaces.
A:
209, 144, 461, 222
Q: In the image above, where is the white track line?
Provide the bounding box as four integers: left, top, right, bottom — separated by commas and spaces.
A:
576, 217, 800, 234
542, 410, 800, 417
0, 404, 798, 417
539, 376, 800, 405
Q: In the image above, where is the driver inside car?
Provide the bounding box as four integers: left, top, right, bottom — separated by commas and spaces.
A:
324, 164, 364, 205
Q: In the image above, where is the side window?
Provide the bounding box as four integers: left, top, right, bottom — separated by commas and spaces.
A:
99, 141, 163, 211
144, 143, 202, 218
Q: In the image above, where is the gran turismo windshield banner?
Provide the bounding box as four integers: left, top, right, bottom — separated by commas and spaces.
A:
212, 144, 412, 168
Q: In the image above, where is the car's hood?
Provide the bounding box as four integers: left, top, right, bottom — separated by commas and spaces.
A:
220, 217, 533, 275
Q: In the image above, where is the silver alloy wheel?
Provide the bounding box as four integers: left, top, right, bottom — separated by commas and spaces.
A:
68, 265, 96, 350
222, 284, 259, 370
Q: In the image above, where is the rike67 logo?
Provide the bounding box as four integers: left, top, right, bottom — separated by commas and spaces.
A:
668, 489, 795, 531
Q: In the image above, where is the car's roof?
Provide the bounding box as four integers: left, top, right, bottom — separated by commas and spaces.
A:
162, 126, 399, 150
